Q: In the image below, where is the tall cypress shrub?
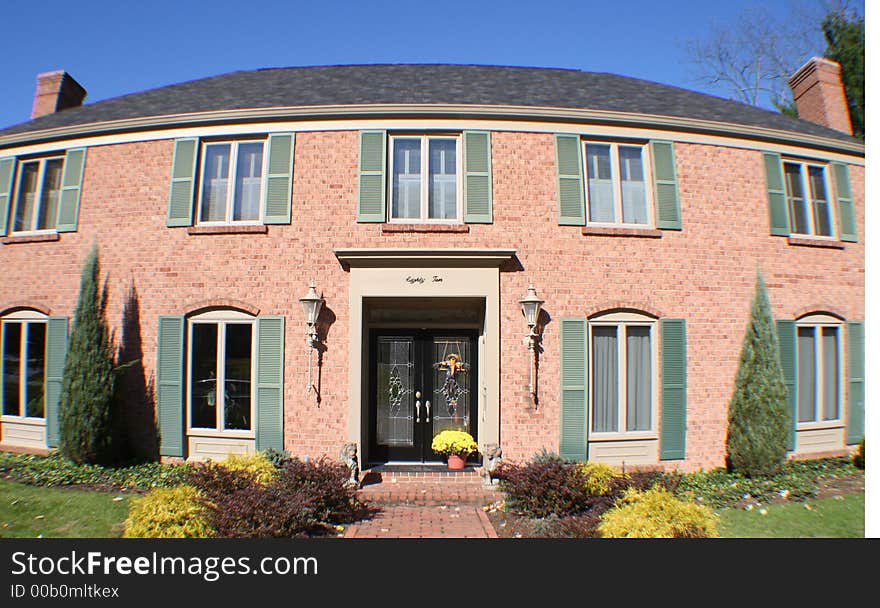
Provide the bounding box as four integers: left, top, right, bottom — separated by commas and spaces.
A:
726, 273, 791, 477
59, 245, 117, 464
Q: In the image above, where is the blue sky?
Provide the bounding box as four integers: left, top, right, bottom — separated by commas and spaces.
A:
0, 0, 865, 129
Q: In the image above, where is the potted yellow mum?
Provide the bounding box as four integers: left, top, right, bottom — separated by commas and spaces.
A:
431, 429, 479, 469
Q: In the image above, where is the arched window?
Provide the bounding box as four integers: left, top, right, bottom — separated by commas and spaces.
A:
2, 310, 48, 420
795, 313, 843, 426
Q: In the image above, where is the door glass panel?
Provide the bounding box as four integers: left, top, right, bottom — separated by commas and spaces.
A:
2, 323, 22, 416
376, 338, 414, 446
25, 322, 46, 418
797, 326, 816, 423
224, 323, 252, 430
191, 323, 219, 429
431, 338, 471, 438
822, 327, 839, 421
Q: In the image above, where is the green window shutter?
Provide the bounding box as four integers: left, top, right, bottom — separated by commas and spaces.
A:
357, 131, 386, 222
463, 131, 492, 223
763, 152, 790, 236
776, 320, 797, 451
45, 317, 69, 448
846, 321, 864, 444
157, 316, 185, 457
555, 134, 585, 226
167, 138, 198, 227
650, 141, 682, 230
832, 162, 857, 242
660, 319, 687, 460
559, 318, 587, 461
256, 316, 285, 452
56, 148, 86, 232
0, 157, 15, 236
264, 133, 294, 224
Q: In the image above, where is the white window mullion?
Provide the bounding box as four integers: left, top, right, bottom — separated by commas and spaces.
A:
217, 322, 226, 431
610, 144, 621, 224
421, 137, 429, 220
801, 165, 815, 236
226, 144, 238, 223
18, 322, 27, 417
617, 324, 626, 433
814, 326, 821, 423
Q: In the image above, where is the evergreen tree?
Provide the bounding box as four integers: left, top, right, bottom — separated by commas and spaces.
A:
59, 245, 118, 464
726, 273, 791, 477
822, 10, 864, 138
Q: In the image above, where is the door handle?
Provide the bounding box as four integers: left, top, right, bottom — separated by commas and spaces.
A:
415, 400, 421, 423
425, 400, 431, 420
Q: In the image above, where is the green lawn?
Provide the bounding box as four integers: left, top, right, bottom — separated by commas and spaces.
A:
0, 478, 129, 538
719, 493, 864, 538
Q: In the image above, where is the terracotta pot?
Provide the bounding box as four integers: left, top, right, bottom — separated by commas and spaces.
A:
447, 454, 466, 470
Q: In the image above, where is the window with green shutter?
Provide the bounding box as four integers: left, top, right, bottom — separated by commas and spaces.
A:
660, 318, 687, 460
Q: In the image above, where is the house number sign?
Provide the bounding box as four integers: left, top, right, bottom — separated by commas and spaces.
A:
405, 275, 444, 285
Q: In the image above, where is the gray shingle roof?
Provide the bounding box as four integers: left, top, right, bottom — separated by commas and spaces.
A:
0, 64, 860, 145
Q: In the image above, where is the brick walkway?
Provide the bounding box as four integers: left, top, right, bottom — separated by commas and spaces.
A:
342, 469, 500, 538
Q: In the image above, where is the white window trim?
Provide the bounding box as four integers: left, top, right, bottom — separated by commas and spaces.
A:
783, 160, 836, 239
1, 311, 48, 422
795, 315, 844, 431
582, 141, 655, 228
9, 156, 65, 235
186, 312, 256, 439
587, 313, 658, 441
387, 134, 463, 224
195, 139, 268, 226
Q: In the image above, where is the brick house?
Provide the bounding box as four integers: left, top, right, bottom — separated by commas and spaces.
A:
0, 62, 864, 471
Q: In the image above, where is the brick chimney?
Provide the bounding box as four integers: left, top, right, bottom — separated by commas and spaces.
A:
31, 70, 87, 119
788, 57, 853, 135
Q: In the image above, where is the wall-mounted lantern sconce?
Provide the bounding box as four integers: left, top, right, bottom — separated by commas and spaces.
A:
299, 281, 324, 400
519, 284, 544, 406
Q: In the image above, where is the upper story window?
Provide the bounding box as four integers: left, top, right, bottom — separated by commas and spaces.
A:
783, 160, 833, 237
584, 142, 652, 226
12, 156, 65, 233
389, 135, 461, 222
2, 313, 47, 419
198, 140, 266, 224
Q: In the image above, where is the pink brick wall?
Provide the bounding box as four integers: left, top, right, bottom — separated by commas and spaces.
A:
0, 130, 864, 470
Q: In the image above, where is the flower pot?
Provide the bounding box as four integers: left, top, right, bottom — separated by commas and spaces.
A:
447, 454, 467, 470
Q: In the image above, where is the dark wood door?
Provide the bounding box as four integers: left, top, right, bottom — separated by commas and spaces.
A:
368, 330, 477, 463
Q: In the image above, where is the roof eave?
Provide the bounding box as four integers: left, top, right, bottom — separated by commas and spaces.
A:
0, 103, 864, 156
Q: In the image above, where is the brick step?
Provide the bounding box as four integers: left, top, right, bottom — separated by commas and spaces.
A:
356, 467, 501, 506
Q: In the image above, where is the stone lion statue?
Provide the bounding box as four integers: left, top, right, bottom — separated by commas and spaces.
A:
339, 442, 359, 488
480, 443, 503, 486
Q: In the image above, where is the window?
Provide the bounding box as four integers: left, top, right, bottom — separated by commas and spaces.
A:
197, 140, 266, 224
584, 142, 652, 226
187, 314, 254, 434
589, 314, 655, 435
11, 156, 64, 233
1, 317, 47, 419
389, 135, 461, 221
783, 161, 833, 237
796, 317, 842, 425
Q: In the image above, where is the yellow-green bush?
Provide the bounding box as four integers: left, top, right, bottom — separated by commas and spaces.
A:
598, 487, 719, 538
216, 453, 278, 484
576, 461, 621, 496
123, 485, 215, 538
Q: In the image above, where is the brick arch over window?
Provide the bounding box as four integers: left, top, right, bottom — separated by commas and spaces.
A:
0, 303, 52, 317
793, 305, 847, 321
585, 301, 663, 319
182, 298, 260, 317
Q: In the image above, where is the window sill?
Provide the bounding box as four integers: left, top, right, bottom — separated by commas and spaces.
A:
187, 430, 256, 440
0, 416, 46, 425
581, 226, 662, 238
2, 232, 60, 245
787, 236, 845, 249
381, 223, 470, 234
588, 433, 658, 442
187, 225, 268, 235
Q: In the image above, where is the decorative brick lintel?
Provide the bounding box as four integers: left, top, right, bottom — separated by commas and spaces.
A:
186, 224, 268, 235
787, 236, 845, 249
581, 226, 663, 238
381, 223, 470, 234
2, 232, 60, 245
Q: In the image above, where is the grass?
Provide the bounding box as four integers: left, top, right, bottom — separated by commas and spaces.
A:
719, 493, 864, 538
0, 478, 128, 538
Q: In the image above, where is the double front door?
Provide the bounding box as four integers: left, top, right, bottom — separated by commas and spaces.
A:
368, 330, 478, 463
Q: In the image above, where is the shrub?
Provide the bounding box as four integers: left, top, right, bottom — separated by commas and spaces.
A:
598, 487, 719, 539
576, 462, 620, 496
59, 246, 120, 464
496, 455, 592, 517
216, 453, 277, 484
262, 447, 293, 469
726, 273, 791, 477
431, 430, 478, 457
853, 438, 865, 469
279, 457, 361, 523
123, 485, 214, 538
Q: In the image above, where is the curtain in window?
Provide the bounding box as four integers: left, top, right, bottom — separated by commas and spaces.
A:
36, 159, 64, 230
784, 163, 808, 235
200, 145, 230, 222
14, 162, 39, 232
626, 326, 651, 431
429, 139, 456, 219
619, 147, 647, 224
808, 167, 831, 237
592, 326, 618, 432
233, 142, 263, 221
797, 327, 816, 423
587, 144, 614, 223
822, 327, 839, 420
392, 139, 421, 219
